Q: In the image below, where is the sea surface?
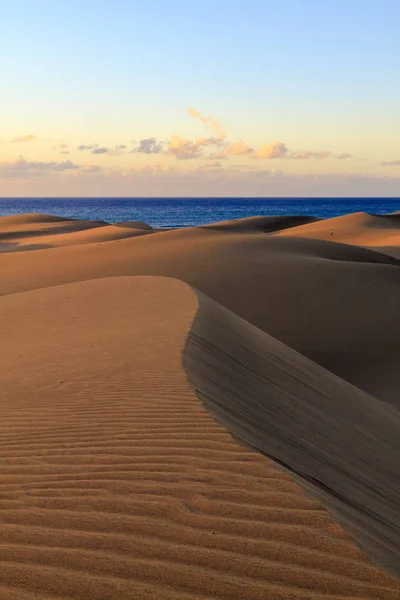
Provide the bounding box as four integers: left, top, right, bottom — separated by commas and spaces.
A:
0, 198, 399, 228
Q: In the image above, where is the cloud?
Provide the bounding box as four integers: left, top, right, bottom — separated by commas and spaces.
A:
80, 165, 103, 174
253, 141, 289, 159
165, 134, 219, 160
290, 150, 331, 159
132, 162, 173, 175
53, 142, 70, 155
78, 144, 97, 151
107, 144, 127, 156
11, 134, 37, 143
187, 108, 225, 139
252, 144, 350, 160
132, 138, 163, 154
0, 157, 80, 178
3, 158, 400, 197
380, 159, 400, 166
336, 153, 353, 159
91, 147, 109, 154
78, 143, 127, 156
212, 140, 253, 159
197, 161, 222, 170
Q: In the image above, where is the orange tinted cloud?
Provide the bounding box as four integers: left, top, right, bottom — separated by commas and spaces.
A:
253, 141, 288, 159
187, 108, 225, 139
11, 134, 37, 143
165, 134, 221, 160
214, 140, 253, 158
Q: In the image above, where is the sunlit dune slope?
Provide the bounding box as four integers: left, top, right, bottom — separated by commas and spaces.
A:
1, 276, 399, 599
1, 221, 398, 403
274, 211, 400, 256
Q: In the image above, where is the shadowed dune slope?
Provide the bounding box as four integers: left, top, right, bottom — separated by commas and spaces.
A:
371, 245, 400, 259
1, 225, 399, 403
0, 213, 108, 235
202, 215, 319, 232
0, 213, 78, 225
183, 289, 400, 580
0, 225, 159, 253
0, 213, 159, 252
114, 220, 154, 230
274, 211, 400, 250
1, 276, 400, 599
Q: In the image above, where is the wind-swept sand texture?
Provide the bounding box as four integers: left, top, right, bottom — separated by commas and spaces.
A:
1, 276, 400, 600
274, 211, 400, 257
183, 289, 400, 580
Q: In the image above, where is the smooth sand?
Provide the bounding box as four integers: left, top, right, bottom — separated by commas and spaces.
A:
274, 211, 400, 257
0, 211, 399, 599
1, 218, 399, 402
0, 214, 160, 252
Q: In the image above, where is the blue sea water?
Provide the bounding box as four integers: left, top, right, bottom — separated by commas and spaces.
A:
0, 198, 398, 228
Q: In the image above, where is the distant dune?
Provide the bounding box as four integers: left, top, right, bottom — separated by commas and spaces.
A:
0, 211, 399, 599
202, 214, 319, 232
0, 213, 157, 252
274, 211, 400, 257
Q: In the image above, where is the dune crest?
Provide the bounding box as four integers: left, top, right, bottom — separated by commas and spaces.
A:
0, 214, 160, 252
1, 276, 400, 598
202, 214, 319, 232
274, 211, 400, 256
1, 220, 399, 404
183, 289, 400, 579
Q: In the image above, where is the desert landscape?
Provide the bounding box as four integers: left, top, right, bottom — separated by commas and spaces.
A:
1, 210, 400, 599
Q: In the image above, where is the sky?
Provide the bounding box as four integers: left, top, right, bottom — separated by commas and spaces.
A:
1, 0, 399, 197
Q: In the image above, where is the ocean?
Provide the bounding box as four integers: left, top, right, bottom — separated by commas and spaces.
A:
0, 197, 399, 228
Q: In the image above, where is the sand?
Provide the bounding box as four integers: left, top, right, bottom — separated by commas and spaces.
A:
0, 210, 399, 599
0, 214, 160, 252
274, 211, 400, 258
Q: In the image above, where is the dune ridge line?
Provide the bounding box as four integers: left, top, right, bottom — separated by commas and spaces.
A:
1, 276, 400, 598
183, 288, 400, 580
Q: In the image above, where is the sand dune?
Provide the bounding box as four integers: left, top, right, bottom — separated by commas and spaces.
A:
1, 211, 400, 598
0, 213, 108, 238
0, 213, 78, 225
274, 211, 400, 256
0, 222, 398, 403
203, 215, 319, 232
1, 276, 400, 599
0, 214, 157, 252
114, 220, 154, 230
183, 288, 400, 579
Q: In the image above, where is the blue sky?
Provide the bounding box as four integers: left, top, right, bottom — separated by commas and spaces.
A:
1, 0, 399, 196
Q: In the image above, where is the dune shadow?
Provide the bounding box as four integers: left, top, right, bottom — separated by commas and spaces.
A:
183, 290, 400, 581
0, 242, 53, 253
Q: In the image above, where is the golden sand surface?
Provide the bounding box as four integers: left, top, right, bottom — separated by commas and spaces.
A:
1, 212, 399, 599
